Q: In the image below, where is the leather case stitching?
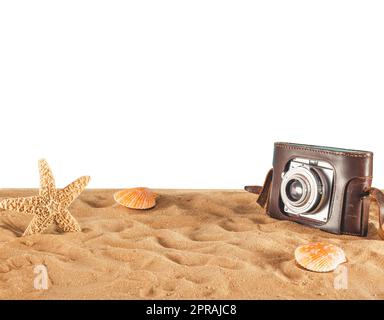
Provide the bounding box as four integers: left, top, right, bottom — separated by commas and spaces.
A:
275, 143, 372, 158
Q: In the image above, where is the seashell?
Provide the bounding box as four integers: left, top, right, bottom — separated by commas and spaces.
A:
114, 187, 157, 210
294, 242, 346, 272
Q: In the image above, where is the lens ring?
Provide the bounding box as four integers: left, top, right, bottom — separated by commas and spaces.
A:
280, 166, 323, 214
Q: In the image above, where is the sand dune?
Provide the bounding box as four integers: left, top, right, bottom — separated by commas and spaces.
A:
0, 188, 383, 299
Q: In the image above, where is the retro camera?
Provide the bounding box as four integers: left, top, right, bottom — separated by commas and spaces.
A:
246, 143, 374, 236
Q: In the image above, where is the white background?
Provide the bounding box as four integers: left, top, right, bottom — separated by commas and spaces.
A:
0, 1, 383, 189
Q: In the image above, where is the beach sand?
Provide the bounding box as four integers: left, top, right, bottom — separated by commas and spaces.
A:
0, 188, 383, 299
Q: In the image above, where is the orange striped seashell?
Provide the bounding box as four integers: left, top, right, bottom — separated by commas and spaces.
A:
294, 242, 346, 272
114, 188, 157, 210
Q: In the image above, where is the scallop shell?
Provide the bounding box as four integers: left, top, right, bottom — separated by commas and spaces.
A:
294, 242, 346, 272
114, 188, 157, 209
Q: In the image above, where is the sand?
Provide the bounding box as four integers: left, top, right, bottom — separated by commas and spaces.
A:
0, 188, 383, 300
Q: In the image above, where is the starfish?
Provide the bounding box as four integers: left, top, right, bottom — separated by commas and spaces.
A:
0, 159, 90, 236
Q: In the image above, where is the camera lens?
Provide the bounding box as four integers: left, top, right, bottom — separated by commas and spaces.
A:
280, 165, 327, 215
286, 179, 304, 202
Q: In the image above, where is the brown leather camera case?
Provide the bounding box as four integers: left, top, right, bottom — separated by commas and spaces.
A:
263, 143, 373, 236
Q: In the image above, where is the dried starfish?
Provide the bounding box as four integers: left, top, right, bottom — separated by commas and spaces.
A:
0, 159, 90, 236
